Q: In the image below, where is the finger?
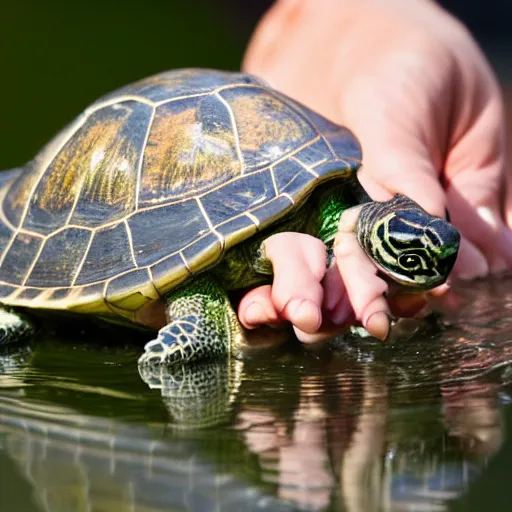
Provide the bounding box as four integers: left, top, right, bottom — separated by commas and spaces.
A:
293, 322, 347, 345
446, 185, 512, 273
293, 264, 356, 344
504, 89, 512, 229
441, 48, 512, 273
294, 308, 356, 345
452, 235, 489, 280
322, 262, 352, 323
238, 284, 285, 330
334, 213, 391, 341
338, 60, 450, 220
264, 232, 327, 334
429, 283, 451, 297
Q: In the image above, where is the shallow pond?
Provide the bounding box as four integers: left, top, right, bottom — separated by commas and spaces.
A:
1, 277, 512, 511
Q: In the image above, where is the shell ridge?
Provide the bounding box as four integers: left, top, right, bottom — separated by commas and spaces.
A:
70, 231, 95, 286
145, 267, 163, 298
124, 219, 138, 267
291, 149, 320, 177
195, 196, 226, 253
87, 95, 155, 113
135, 106, 156, 210
0, 182, 18, 233
269, 165, 279, 197
153, 90, 213, 107
214, 91, 245, 174
21, 238, 47, 286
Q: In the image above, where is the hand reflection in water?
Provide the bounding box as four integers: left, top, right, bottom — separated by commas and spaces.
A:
237, 376, 335, 510
232, 352, 505, 511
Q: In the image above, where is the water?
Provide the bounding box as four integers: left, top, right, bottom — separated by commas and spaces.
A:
1, 278, 512, 511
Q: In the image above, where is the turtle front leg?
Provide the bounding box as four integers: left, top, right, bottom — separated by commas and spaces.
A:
0, 308, 34, 345
138, 276, 245, 366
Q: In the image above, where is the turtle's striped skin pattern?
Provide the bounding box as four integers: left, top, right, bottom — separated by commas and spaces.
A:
356, 195, 460, 289
0, 69, 360, 324
0, 69, 460, 365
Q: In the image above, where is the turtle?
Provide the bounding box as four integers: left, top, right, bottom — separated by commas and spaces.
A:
0, 68, 460, 366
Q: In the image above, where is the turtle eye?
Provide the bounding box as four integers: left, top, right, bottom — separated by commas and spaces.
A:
398, 253, 423, 270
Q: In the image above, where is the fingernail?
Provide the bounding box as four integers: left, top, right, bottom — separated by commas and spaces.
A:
364, 311, 393, 342
285, 298, 322, 332
244, 302, 265, 328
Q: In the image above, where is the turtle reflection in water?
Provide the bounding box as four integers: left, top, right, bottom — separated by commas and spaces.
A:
0, 69, 459, 364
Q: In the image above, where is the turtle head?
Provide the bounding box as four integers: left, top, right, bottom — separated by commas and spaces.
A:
356, 195, 460, 290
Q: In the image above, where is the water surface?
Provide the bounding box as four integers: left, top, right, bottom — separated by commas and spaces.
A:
1, 278, 512, 511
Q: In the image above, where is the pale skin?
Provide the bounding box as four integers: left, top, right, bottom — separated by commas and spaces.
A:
236, 0, 512, 342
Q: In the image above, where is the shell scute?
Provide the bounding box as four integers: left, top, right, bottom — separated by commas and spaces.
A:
0, 284, 17, 300
106, 268, 158, 313
219, 87, 317, 172
273, 159, 317, 200
75, 222, 135, 286
0, 234, 43, 285
26, 228, 92, 288
312, 160, 355, 180
181, 233, 223, 273
47, 288, 74, 302
69, 101, 153, 228
201, 170, 275, 227
128, 200, 209, 268
215, 215, 258, 247
68, 283, 108, 314
293, 138, 333, 168
23, 102, 150, 235
150, 253, 190, 296
249, 195, 295, 228
16, 288, 44, 301
139, 94, 241, 206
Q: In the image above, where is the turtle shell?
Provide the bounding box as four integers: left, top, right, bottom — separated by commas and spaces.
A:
0, 69, 361, 323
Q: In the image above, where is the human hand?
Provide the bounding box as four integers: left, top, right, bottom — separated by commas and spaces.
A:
237, 0, 511, 341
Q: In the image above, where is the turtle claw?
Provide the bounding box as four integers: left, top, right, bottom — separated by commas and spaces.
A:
138, 337, 167, 366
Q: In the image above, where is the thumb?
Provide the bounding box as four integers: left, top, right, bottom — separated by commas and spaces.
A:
503, 88, 512, 230
337, 76, 492, 280
337, 69, 448, 218
357, 146, 446, 219
440, 54, 512, 274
